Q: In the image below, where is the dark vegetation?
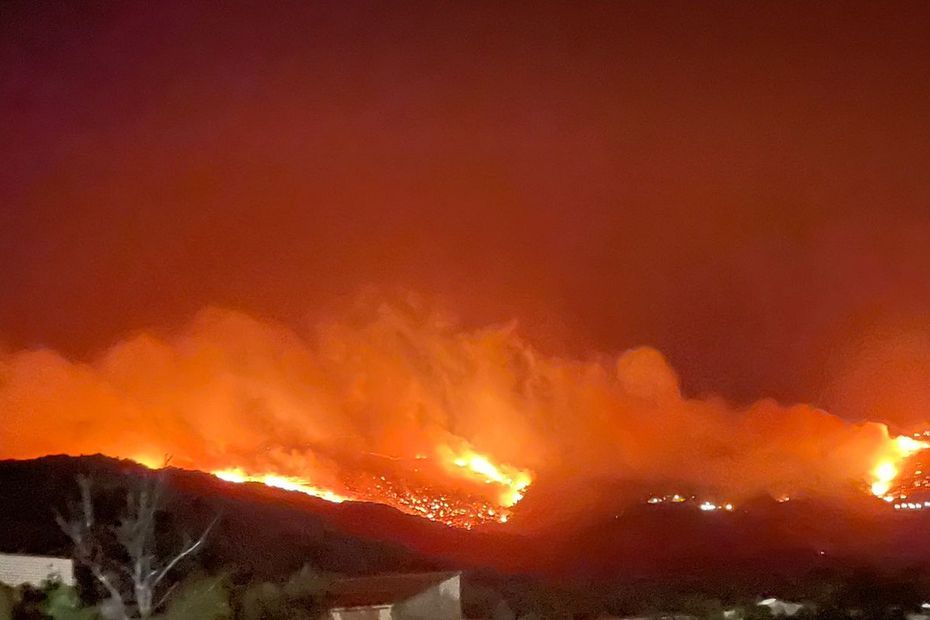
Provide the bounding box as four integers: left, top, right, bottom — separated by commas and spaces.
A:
2, 456, 930, 618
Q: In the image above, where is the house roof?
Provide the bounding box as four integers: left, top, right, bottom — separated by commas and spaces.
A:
327, 571, 460, 609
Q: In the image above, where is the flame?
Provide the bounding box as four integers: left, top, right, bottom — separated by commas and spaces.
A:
8, 303, 930, 529
894, 435, 929, 456
205, 445, 533, 529
871, 462, 898, 497
129, 454, 164, 470
446, 448, 533, 506
213, 468, 349, 503
870, 435, 929, 498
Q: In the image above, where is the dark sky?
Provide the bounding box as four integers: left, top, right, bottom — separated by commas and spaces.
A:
3, 1, 930, 419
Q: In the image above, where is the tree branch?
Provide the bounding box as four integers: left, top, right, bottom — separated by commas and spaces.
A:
152, 516, 218, 589
57, 471, 216, 618
90, 564, 126, 611
153, 581, 179, 611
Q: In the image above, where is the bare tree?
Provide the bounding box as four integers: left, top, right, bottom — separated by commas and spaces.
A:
56, 468, 217, 620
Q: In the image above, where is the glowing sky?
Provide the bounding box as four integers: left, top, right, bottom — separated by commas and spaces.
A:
3, 1, 930, 424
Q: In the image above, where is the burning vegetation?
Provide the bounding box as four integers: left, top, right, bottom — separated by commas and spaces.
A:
210, 444, 531, 528
869, 435, 929, 499
0, 302, 925, 528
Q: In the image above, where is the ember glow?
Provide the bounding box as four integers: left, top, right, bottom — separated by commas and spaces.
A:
647, 495, 734, 512
870, 435, 930, 498
443, 447, 532, 507
208, 445, 532, 528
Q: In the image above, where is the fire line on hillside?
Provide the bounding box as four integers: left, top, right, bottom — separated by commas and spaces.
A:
125, 430, 929, 529
204, 446, 532, 529
4, 306, 929, 530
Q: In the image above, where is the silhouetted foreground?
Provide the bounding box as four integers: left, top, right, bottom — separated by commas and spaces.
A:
3, 455, 930, 618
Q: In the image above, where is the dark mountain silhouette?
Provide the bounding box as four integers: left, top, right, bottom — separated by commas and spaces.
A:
2, 454, 930, 599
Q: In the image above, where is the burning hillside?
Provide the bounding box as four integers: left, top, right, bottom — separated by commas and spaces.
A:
0, 302, 923, 528
208, 445, 530, 528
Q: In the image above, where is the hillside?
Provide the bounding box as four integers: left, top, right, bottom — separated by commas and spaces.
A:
2, 454, 930, 599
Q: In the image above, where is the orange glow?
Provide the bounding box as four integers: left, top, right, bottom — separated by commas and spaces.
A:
213, 468, 348, 503
129, 454, 164, 470
871, 461, 898, 497
6, 304, 930, 530
870, 435, 929, 498
203, 446, 534, 529
445, 447, 533, 506
894, 435, 929, 455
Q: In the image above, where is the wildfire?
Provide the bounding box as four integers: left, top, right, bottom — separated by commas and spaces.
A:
647, 494, 734, 512
135, 430, 930, 526
203, 446, 533, 529
213, 468, 349, 504
446, 448, 533, 506
870, 435, 930, 498
12, 304, 930, 530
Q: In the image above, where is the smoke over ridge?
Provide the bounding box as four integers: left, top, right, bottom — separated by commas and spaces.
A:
0, 300, 900, 519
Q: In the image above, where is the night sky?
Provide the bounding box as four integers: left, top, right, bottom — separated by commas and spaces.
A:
3, 1, 930, 423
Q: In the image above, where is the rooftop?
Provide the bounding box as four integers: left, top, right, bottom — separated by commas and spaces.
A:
327, 571, 460, 609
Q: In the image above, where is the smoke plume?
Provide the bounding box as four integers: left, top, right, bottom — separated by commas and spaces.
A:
0, 300, 902, 522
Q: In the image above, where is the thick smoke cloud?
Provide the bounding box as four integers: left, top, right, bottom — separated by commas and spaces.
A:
0, 301, 899, 513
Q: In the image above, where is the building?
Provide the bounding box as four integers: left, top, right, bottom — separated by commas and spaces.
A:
327, 571, 462, 620
0, 553, 74, 587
